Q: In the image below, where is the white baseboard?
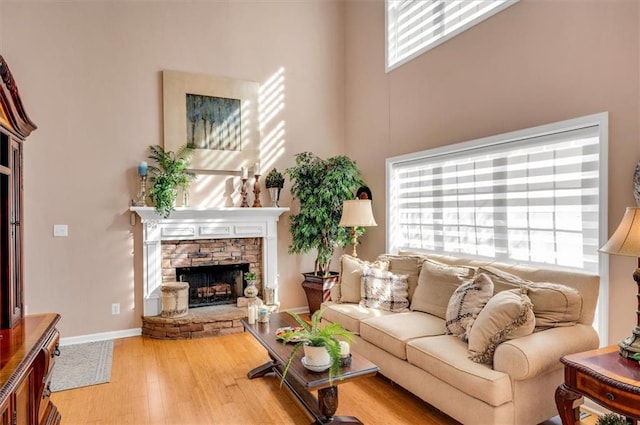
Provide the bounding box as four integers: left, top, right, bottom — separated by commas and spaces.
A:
59, 328, 141, 346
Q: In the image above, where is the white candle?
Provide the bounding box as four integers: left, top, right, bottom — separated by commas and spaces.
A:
339, 341, 350, 357
241, 166, 248, 179
248, 304, 256, 324
254, 162, 260, 175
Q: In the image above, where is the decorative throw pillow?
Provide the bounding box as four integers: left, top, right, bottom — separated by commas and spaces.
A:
476, 266, 583, 328
410, 259, 476, 319
359, 266, 410, 313
526, 281, 583, 329
468, 288, 536, 364
376, 254, 425, 300
445, 273, 494, 341
337, 255, 389, 303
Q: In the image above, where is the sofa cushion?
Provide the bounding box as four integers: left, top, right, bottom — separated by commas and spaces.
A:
411, 259, 476, 319
468, 288, 536, 364
360, 266, 410, 312
320, 301, 394, 334
445, 272, 494, 341
376, 254, 424, 300
477, 266, 582, 328
406, 335, 513, 407
337, 254, 389, 303
359, 312, 445, 360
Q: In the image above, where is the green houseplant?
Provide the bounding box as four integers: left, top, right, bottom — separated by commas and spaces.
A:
595, 413, 628, 425
147, 144, 195, 218
265, 168, 285, 207
280, 309, 353, 384
285, 152, 364, 313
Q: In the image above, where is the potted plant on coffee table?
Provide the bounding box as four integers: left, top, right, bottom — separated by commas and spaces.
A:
279, 309, 353, 384
285, 152, 364, 313
265, 168, 285, 207
147, 144, 195, 218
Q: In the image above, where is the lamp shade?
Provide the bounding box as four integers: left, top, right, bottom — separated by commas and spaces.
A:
600, 207, 640, 257
339, 200, 377, 227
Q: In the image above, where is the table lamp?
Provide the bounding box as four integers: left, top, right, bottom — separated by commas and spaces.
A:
599, 206, 640, 358
339, 199, 377, 258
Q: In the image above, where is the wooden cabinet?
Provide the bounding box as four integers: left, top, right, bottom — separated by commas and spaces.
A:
0, 57, 61, 424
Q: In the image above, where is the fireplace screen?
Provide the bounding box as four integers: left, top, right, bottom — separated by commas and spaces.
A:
176, 263, 250, 308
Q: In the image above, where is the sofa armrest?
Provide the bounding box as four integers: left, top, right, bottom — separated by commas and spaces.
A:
493, 324, 599, 380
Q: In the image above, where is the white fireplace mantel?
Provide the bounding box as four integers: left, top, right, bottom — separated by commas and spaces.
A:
131, 206, 289, 316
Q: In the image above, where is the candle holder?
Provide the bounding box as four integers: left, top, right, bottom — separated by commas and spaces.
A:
252, 174, 262, 208
134, 174, 147, 207
240, 178, 250, 208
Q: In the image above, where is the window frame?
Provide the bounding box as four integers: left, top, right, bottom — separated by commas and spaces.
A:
385, 0, 519, 73
385, 112, 609, 341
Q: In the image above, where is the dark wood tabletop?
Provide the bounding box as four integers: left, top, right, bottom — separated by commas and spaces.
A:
242, 312, 378, 390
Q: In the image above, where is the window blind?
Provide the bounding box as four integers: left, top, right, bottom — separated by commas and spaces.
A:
386, 0, 519, 71
388, 125, 601, 273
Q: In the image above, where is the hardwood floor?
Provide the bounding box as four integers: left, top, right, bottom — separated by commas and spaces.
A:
51, 332, 597, 425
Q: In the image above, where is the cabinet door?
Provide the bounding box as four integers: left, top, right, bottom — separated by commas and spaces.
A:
0, 397, 10, 425
7, 139, 22, 328
14, 369, 33, 425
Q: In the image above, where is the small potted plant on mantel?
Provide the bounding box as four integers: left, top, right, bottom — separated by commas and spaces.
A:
279, 309, 353, 384
265, 168, 285, 207
147, 144, 196, 218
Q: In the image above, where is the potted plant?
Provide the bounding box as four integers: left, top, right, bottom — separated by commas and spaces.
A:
147, 144, 195, 218
265, 168, 285, 207
280, 309, 353, 384
285, 152, 364, 313
243, 271, 259, 298
596, 413, 628, 425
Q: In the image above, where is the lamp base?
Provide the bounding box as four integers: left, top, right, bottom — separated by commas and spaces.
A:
619, 326, 640, 358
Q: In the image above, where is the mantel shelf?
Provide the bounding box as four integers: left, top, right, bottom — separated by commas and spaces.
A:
130, 206, 289, 222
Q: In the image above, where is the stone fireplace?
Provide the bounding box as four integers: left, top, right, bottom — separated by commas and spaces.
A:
130, 207, 288, 318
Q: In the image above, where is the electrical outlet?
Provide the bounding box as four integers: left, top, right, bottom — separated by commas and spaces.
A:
111, 303, 120, 315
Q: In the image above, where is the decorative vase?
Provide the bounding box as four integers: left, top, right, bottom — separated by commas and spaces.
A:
268, 187, 281, 207
303, 344, 331, 370
244, 280, 259, 298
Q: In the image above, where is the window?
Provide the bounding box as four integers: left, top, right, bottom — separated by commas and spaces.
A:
386, 113, 608, 337
386, 0, 519, 72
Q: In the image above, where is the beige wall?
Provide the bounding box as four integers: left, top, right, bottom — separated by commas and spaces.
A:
1, 1, 345, 337
2, 0, 639, 343
345, 0, 640, 346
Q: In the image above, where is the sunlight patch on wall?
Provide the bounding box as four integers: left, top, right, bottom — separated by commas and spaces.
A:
259, 67, 286, 173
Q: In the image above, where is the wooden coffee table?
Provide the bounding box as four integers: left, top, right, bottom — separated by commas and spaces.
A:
242, 312, 379, 425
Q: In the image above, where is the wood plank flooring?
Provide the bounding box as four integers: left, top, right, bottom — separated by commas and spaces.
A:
51, 332, 596, 425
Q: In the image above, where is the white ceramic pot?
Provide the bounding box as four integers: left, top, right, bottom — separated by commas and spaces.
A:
303, 344, 331, 367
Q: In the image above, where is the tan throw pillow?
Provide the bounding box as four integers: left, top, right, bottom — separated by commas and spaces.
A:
338, 255, 389, 303
476, 266, 583, 328
410, 259, 476, 319
376, 254, 425, 300
468, 288, 535, 364
445, 273, 494, 341
526, 281, 583, 329
476, 266, 525, 294
359, 266, 410, 313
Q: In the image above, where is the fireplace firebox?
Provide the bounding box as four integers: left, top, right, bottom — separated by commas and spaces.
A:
176, 263, 251, 308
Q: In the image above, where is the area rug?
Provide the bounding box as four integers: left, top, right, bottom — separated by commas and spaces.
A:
50, 339, 114, 392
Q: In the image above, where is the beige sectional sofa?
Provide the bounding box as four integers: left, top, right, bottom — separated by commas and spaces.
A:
321, 253, 600, 425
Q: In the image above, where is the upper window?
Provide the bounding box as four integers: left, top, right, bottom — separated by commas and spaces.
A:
386, 113, 608, 275
386, 0, 519, 72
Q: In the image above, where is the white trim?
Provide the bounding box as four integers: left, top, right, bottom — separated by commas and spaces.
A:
386, 112, 609, 340
59, 328, 141, 346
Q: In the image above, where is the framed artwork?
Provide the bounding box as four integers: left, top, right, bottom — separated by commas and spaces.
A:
163, 70, 260, 172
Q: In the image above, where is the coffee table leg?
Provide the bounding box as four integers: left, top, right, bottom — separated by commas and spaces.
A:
555, 384, 582, 425
247, 360, 276, 379
318, 386, 338, 419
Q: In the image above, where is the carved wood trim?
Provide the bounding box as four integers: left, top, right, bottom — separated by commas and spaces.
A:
0, 55, 37, 139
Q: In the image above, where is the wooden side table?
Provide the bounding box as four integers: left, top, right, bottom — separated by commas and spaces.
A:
556, 346, 640, 425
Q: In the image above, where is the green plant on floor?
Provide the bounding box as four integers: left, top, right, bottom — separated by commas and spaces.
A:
147, 144, 195, 218
279, 309, 353, 384
596, 413, 628, 425
285, 152, 364, 277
